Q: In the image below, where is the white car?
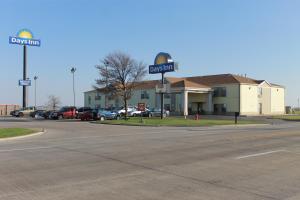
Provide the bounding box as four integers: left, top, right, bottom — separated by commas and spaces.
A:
117, 106, 135, 115
129, 108, 149, 117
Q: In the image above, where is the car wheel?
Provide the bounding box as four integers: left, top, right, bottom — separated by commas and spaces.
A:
19, 112, 24, 117
58, 115, 63, 120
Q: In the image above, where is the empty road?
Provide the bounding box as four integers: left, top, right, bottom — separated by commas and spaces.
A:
1, 119, 300, 200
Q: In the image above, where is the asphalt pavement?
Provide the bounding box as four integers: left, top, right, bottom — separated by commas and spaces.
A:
1, 118, 300, 200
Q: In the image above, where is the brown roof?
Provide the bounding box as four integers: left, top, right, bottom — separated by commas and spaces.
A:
184, 74, 258, 86
87, 74, 283, 92
134, 80, 161, 89
166, 77, 210, 88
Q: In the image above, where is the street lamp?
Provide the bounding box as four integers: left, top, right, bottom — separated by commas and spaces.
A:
70, 67, 76, 107
34, 76, 38, 108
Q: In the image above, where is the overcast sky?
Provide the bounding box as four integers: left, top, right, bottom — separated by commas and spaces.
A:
1, 0, 299, 107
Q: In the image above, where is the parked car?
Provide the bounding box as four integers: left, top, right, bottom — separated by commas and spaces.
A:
34, 110, 46, 119
43, 110, 55, 119
30, 110, 45, 118
77, 107, 92, 119
49, 111, 60, 120
50, 106, 77, 119
79, 109, 99, 121
149, 108, 167, 117
10, 110, 18, 116
117, 106, 135, 115
129, 108, 150, 117
98, 110, 120, 120
14, 107, 36, 117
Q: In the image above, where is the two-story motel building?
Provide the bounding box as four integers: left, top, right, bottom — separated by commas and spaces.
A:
84, 74, 285, 116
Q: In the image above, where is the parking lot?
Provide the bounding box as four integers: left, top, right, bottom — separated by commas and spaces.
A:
1, 118, 300, 199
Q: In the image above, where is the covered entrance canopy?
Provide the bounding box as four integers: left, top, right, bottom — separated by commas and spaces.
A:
166, 78, 213, 116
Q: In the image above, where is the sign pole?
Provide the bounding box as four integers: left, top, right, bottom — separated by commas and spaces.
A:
23, 45, 27, 108
161, 72, 164, 119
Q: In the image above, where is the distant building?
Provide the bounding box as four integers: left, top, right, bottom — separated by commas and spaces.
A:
0, 104, 20, 116
84, 74, 285, 116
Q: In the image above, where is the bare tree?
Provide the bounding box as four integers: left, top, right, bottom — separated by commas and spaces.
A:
47, 95, 61, 110
95, 51, 147, 118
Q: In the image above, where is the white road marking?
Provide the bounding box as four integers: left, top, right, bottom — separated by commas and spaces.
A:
0, 146, 56, 153
236, 149, 288, 160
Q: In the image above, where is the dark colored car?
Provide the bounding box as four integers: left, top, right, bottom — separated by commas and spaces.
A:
43, 110, 55, 119
148, 108, 167, 117
77, 107, 92, 119
10, 110, 18, 116
30, 110, 45, 118
80, 109, 99, 121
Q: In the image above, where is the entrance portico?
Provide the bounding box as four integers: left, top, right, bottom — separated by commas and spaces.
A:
181, 89, 213, 116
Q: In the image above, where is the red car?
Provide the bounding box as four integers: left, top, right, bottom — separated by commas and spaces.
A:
57, 106, 77, 119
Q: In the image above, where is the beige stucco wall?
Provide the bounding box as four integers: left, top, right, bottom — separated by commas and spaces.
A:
270, 87, 285, 114
258, 82, 271, 114
127, 89, 156, 108
213, 84, 240, 113
84, 81, 285, 115
240, 84, 258, 115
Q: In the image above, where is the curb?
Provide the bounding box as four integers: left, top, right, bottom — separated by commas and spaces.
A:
92, 122, 268, 128
0, 129, 46, 142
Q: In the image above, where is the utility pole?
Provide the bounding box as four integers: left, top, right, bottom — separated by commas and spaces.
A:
34, 76, 38, 108
298, 98, 299, 109
70, 67, 76, 107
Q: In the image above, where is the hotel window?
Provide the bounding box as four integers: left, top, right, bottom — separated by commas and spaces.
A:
88, 96, 91, 105
214, 104, 227, 113
95, 93, 101, 100
258, 87, 263, 96
141, 90, 149, 99
164, 94, 171, 99
213, 87, 227, 97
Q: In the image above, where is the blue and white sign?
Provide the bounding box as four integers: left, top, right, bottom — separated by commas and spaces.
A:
19, 79, 31, 86
9, 29, 41, 47
9, 37, 41, 47
149, 62, 175, 74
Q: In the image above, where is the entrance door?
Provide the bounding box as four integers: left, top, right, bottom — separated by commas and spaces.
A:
258, 103, 262, 115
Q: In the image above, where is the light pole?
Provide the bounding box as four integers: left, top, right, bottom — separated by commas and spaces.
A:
70, 67, 76, 107
34, 76, 38, 108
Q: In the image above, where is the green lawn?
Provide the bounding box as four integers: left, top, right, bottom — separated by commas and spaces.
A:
97, 117, 263, 127
273, 115, 300, 121
0, 128, 35, 138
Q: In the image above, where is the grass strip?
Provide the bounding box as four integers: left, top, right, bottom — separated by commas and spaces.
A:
0, 128, 36, 138
97, 117, 263, 127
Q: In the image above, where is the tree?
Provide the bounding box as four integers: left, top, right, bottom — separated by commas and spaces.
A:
47, 95, 61, 110
95, 51, 147, 118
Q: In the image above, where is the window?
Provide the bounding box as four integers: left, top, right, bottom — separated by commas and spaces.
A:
88, 96, 91, 105
141, 90, 149, 99
214, 104, 227, 113
164, 94, 170, 99
258, 87, 262, 97
213, 87, 226, 97
95, 93, 101, 100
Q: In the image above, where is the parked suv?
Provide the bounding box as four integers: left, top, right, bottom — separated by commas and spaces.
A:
77, 107, 92, 119
51, 106, 77, 119
14, 107, 36, 117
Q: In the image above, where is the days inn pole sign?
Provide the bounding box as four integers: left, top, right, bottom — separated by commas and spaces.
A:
149, 52, 178, 119
9, 29, 41, 108
9, 29, 41, 47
